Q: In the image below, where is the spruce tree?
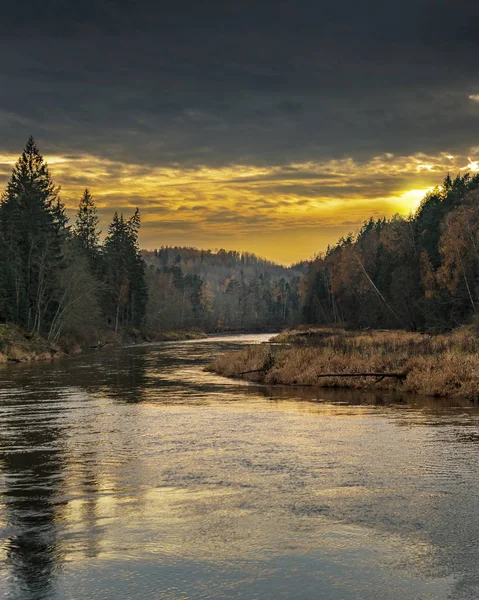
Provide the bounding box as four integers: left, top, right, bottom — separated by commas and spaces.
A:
73, 189, 101, 271
0, 136, 68, 333
126, 209, 148, 327
102, 209, 147, 332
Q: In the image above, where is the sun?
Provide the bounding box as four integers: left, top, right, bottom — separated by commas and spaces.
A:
396, 188, 432, 215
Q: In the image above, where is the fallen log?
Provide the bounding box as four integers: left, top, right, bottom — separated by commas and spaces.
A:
239, 370, 407, 380
316, 372, 406, 381
239, 351, 276, 376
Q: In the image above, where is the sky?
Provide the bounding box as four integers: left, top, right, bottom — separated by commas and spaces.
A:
1, 0, 479, 264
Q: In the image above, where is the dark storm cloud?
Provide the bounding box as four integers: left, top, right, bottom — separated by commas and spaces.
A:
1, 0, 479, 166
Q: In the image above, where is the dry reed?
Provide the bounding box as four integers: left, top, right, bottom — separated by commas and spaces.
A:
208, 327, 479, 401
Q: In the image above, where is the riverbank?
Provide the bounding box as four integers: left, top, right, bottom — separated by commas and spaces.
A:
0, 324, 207, 363
142, 328, 207, 342
207, 327, 479, 401
0, 324, 63, 362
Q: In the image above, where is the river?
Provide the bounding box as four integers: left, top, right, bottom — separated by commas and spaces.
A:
1, 333, 479, 599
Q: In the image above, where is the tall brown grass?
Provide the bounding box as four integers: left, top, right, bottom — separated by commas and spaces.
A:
208, 327, 479, 400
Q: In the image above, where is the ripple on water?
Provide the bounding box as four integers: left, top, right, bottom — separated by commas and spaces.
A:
0, 334, 478, 599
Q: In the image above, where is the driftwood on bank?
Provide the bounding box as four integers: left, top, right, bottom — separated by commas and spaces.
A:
238, 352, 276, 376
315, 372, 406, 380
238, 369, 407, 382
238, 367, 268, 375
315, 372, 407, 385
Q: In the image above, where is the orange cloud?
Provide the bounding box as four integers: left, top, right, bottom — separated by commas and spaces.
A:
0, 148, 477, 264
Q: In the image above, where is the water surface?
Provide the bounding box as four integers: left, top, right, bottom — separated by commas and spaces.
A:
1, 333, 479, 599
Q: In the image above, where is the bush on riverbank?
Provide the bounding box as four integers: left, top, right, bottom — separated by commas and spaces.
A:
208, 327, 479, 400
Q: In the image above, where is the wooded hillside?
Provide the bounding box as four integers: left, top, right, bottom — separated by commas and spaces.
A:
142, 248, 304, 331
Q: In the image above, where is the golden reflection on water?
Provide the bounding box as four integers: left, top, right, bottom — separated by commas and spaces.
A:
0, 334, 478, 599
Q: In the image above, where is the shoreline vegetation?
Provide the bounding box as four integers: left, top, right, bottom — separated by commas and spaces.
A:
0, 324, 207, 363
0, 324, 64, 363
207, 326, 479, 401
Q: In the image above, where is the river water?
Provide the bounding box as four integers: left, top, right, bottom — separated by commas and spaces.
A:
1, 333, 479, 599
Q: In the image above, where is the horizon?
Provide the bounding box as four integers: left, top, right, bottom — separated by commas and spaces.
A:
1, 141, 475, 265
1, 0, 479, 263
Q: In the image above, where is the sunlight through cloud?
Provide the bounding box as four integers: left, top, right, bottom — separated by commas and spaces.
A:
1, 147, 479, 262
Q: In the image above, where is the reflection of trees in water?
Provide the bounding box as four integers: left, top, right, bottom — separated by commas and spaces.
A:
0, 381, 66, 600
0, 366, 109, 597
78, 467, 101, 560
57, 346, 151, 403
249, 383, 403, 407
253, 383, 479, 414
98, 347, 150, 403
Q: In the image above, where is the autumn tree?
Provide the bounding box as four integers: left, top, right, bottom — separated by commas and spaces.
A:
437, 200, 479, 318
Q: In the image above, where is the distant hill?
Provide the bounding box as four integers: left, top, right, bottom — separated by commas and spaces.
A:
142, 247, 306, 331
142, 247, 305, 282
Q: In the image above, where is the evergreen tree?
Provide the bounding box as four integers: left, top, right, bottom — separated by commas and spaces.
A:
102, 209, 147, 331
73, 189, 101, 271
184, 274, 204, 323
0, 136, 68, 334
126, 209, 148, 327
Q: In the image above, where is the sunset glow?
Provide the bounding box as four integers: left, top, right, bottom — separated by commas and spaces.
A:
0, 150, 475, 263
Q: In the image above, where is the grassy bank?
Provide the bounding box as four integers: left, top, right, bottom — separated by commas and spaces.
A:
0, 324, 64, 362
0, 324, 207, 363
207, 327, 479, 401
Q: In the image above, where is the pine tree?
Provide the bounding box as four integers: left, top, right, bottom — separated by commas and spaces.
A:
102, 209, 147, 332
0, 136, 68, 333
126, 209, 148, 328
73, 189, 101, 271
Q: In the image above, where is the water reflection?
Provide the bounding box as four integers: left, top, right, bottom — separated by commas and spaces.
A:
0, 379, 66, 599
97, 349, 150, 403
0, 334, 478, 599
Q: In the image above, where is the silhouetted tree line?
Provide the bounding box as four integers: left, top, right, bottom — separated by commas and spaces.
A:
0, 137, 147, 342
7, 138, 471, 339
0, 138, 304, 343
301, 173, 479, 331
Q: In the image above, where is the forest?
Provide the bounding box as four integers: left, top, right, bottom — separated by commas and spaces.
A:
1, 137, 478, 355
301, 172, 479, 331
142, 248, 303, 332
0, 138, 303, 349
0, 138, 147, 346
